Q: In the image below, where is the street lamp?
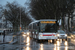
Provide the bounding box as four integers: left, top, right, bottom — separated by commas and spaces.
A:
20, 7, 22, 50
20, 7, 21, 31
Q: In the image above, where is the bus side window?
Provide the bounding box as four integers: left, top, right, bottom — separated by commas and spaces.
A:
29, 24, 32, 29
33, 23, 38, 29
33, 23, 36, 29
37, 22, 39, 26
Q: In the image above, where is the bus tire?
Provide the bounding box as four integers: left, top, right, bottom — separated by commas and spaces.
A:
65, 38, 67, 41
52, 39, 54, 42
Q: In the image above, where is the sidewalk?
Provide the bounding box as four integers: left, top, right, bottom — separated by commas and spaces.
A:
0, 35, 13, 44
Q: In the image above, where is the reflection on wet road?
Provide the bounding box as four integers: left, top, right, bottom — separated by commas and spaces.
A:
0, 35, 75, 50
21, 35, 75, 50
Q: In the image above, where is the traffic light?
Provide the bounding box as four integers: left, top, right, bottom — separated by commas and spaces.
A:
20, 27, 21, 30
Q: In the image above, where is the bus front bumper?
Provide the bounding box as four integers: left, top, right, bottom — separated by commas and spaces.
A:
38, 36, 57, 40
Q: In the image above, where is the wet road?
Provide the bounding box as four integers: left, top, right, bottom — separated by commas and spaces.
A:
0, 34, 75, 50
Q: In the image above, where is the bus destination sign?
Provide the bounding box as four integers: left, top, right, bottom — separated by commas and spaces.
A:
40, 21, 56, 23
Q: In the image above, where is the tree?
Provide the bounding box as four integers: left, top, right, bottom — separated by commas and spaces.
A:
30, 0, 75, 31
0, 5, 3, 17
30, 0, 74, 19
30, 0, 62, 20
3, 2, 31, 31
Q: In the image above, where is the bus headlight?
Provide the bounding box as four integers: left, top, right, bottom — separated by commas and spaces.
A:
57, 34, 60, 36
65, 34, 67, 36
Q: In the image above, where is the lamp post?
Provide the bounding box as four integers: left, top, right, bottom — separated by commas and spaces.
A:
20, 6, 22, 50
20, 7, 21, 31
1, 15, 4, 43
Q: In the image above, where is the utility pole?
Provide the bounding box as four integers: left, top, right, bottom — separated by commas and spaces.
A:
20, 6, 22, 50
20, 7, 21, 31
2, 15, 4, 43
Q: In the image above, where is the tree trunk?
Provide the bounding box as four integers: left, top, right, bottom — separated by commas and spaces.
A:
68, 14, 70, 31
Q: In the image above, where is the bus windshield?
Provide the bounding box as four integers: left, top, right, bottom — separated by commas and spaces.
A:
40, 23, 57, 32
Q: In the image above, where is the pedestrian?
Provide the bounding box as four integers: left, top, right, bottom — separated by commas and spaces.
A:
3, 30, 5, 43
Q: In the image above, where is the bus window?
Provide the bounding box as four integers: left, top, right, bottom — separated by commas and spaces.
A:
40, 23, 57, 32
29, 24, 32, 29
33, 23, 37, 29
33, 22, 40, 30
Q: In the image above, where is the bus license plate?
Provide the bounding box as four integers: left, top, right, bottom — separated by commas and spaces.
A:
47, 37, 51, 39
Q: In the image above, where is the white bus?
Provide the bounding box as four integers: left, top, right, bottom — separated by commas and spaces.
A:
28, 19, 59, 41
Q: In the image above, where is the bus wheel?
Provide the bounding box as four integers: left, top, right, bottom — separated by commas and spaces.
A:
65, 38, 67, 41
56, 39, 58, 41
52, 39, 54, 42
37, 40, 41, 42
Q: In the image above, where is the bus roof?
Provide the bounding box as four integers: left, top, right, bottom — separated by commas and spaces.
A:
38, 19, 56, 21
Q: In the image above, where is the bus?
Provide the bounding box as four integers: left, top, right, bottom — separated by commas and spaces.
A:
28, 19, 59, 41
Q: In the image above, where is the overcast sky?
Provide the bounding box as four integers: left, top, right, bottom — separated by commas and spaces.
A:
0, 0, 36, 21
0, 0, 27, 6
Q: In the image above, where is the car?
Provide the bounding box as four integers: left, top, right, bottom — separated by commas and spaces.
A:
71, 31, 75, 39
21, 30, 30, 35
21, 31, 27, 35
23, 30, 30, 35
57, 30, 67, 40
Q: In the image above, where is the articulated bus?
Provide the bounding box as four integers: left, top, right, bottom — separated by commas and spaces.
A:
28, 19, 59, 41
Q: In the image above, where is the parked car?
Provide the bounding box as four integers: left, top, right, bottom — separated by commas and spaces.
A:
57, 30, 67, 40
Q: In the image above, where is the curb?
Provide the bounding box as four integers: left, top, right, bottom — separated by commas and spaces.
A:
0, 42, 10, 44
0, 35, 17, 44
10, 35, 17, 44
